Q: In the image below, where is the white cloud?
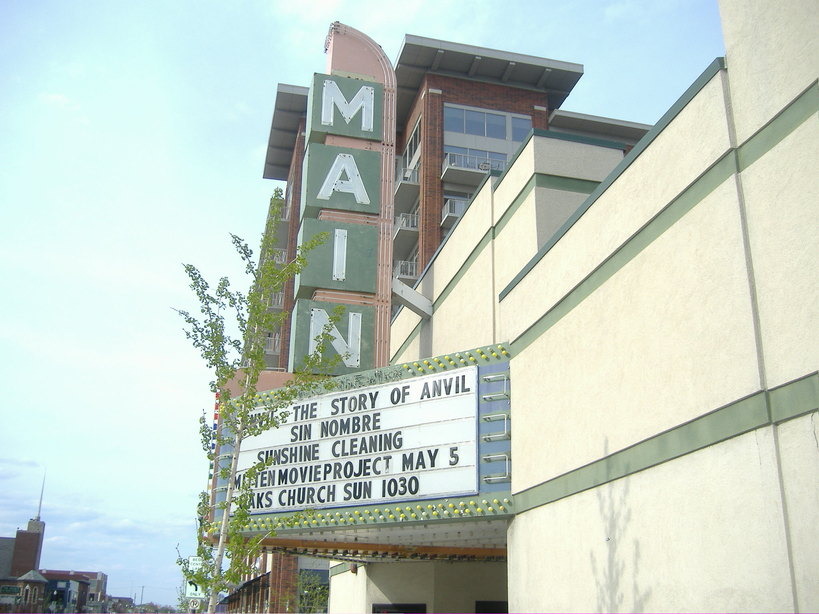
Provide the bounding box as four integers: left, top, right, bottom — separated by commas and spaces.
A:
38, 92, 72, 106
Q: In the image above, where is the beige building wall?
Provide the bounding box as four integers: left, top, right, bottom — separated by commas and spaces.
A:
508, 428, 796, 613
329, 561, 507, 613
382, 1, 817, 612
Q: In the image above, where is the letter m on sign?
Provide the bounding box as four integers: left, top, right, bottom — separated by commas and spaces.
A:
322, 80, 374, 132
308, 73, 383, 142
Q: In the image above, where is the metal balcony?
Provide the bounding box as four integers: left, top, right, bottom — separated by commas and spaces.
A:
264, 333, 281, 355
441, 153, 506, 185
394, 166, 420, 214
394, 260, 418, 283
393, 213, 419, 262
394, 212, 419, 231
267, 292, 285, 310
441, 198, 468, 228
272, 248, 287, 265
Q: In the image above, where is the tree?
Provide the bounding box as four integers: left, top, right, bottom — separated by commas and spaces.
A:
175, 188, 342, 613
297, 570, 330, 613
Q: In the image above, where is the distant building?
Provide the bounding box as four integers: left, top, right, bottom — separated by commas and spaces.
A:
0, 514, 46, 613
40, 570, 90, 613
108, 596, 134, 614
0, 507, 110, 614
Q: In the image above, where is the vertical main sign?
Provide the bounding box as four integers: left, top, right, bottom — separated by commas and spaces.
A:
290, 72, 386, 375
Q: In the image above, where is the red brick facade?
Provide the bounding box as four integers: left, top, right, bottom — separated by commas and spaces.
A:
228, 552, 299, 613
278, 118, 307, 369
402, 74, 552, 268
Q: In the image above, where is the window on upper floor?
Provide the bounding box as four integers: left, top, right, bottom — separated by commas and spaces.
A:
444, 104, 532, 142
400, 121, 422, 171
445, 106, 507, 139
511, 116, 533, 142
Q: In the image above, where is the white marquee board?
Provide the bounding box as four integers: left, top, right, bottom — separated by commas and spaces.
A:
237, 366, 479, 513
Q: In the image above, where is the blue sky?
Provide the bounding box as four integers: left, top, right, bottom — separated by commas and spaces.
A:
0, 0, 724, 605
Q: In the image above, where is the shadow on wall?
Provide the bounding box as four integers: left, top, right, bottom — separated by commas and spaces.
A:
589, 443, 652, 612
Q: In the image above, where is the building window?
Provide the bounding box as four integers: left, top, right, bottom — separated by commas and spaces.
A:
444, 105, 464, 132
445, 105, 506, 139
445, 103, 530, 143
511, 116, 532, 141
485, 112, 506, 138
399, 120, 422, 173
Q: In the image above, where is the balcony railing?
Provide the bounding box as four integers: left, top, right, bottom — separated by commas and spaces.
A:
267, 292, 285, 310
441, 198, 468, 227
442, 153, 507, 174
264, 333, 281, 355
395, 212, 419, 231
272, 249, 287, 265
394, 260, 418, 280
395, 166, 419, 184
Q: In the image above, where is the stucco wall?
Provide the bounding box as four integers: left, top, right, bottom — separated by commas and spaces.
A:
510, 176, 761, 490
330, 561, 507, 613
740, 117, 819, 388
718, 0, 819, 144
508, 428, 796, 613
381, 2, 817, 612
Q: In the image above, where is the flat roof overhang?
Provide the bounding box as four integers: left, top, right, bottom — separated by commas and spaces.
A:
263, 36, 586, 181
549, 109, 652, 144
252, 514, 510, 563
394, 34, 584, 130
263, 83, 308, 181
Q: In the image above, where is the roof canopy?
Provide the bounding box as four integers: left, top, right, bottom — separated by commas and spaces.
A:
263, 33, 586, 181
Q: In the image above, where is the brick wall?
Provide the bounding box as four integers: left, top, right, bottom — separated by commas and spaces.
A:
10, 530, 42, 577
402, 74, 551, 268
278, 118, 307, 369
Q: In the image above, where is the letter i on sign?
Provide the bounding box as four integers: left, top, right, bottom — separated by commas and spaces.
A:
333, 229, 347, 281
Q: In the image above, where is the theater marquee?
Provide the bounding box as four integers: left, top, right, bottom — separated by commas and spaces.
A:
237, 366, 479, 513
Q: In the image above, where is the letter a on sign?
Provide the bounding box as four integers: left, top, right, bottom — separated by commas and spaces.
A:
309, 308, 361, 368
317, 153, 371, 204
